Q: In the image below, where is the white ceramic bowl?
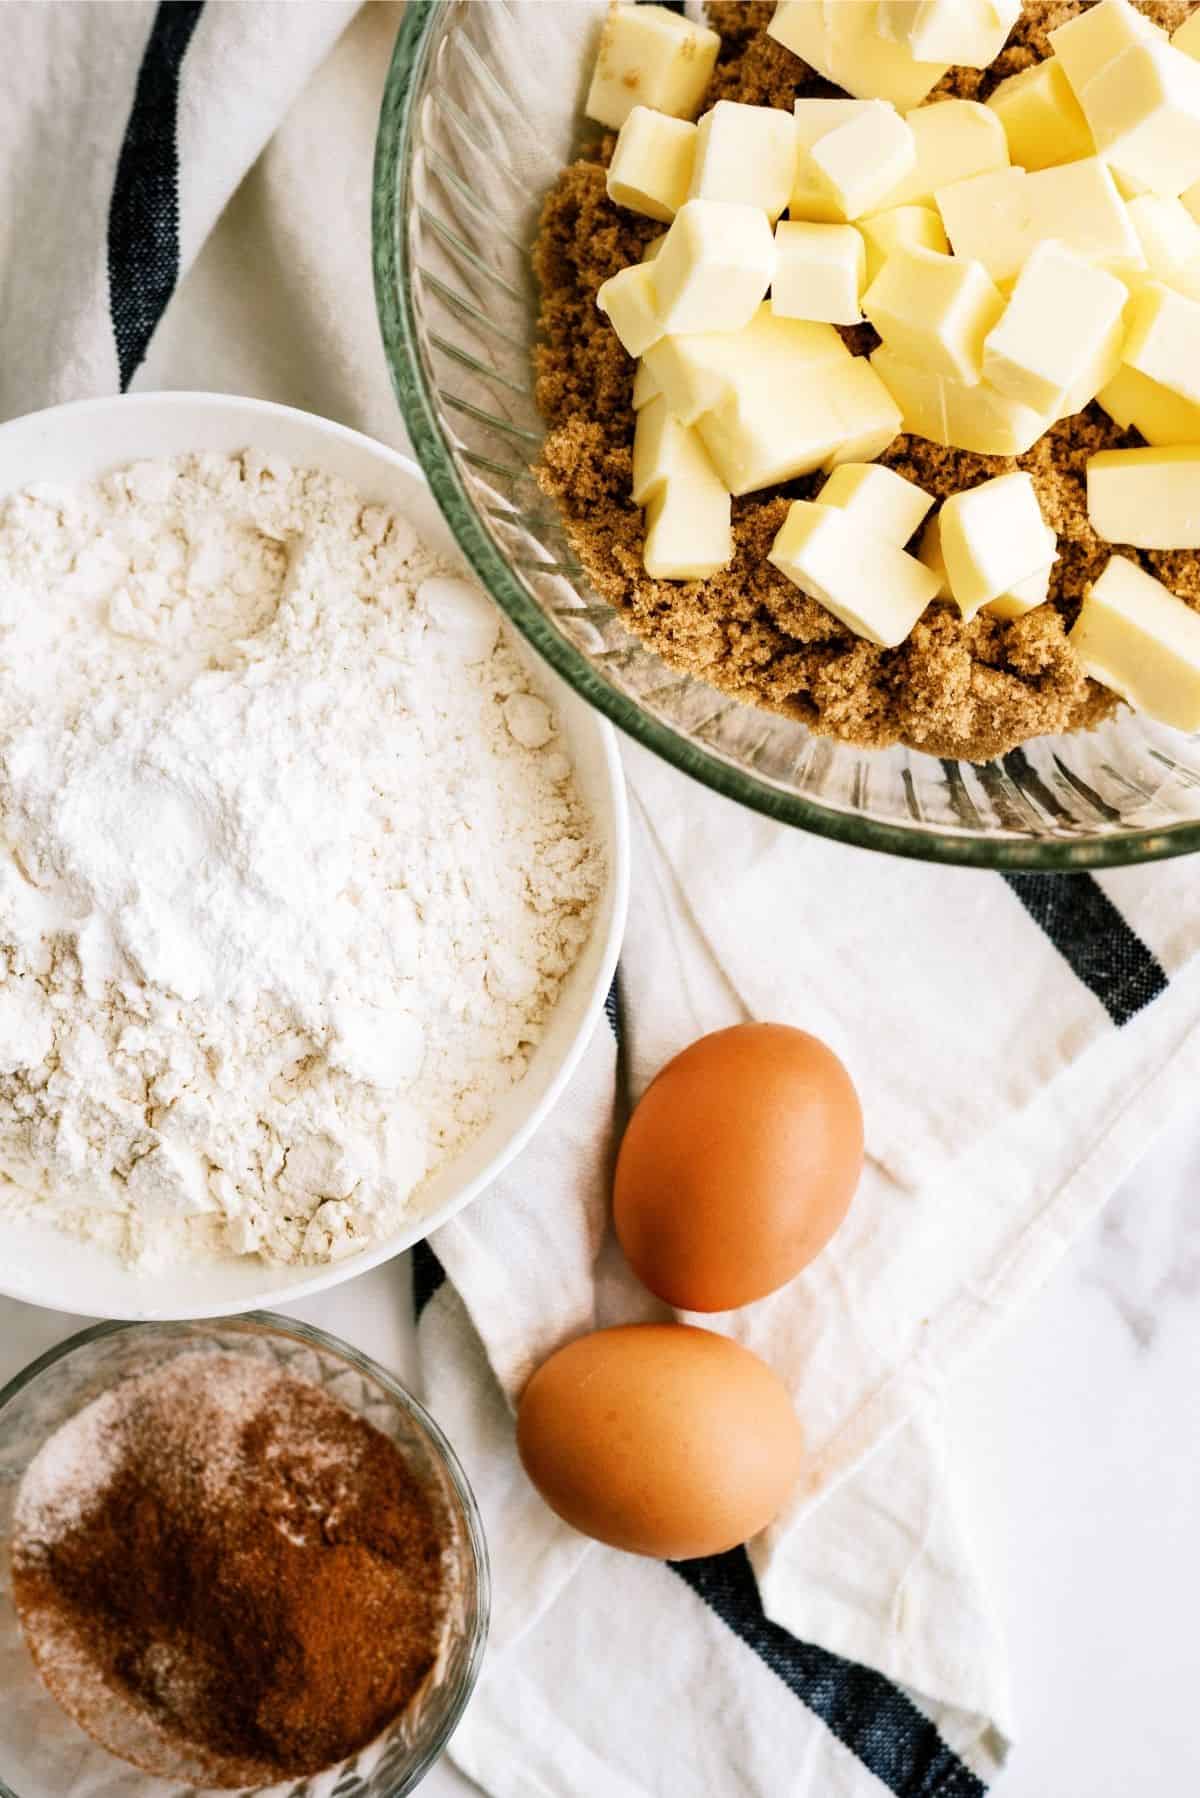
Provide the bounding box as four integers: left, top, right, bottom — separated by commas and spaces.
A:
0, 393, 628, 1319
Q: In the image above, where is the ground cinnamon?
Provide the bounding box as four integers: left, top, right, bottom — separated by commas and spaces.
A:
533, 0, 1200, 762
11, 1351, 450, 1788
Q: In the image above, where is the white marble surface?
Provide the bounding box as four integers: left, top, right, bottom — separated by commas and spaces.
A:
2, 1108, 1197, 1798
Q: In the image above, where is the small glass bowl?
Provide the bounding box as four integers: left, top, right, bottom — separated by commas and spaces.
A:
373, 0, 1200, 868
0, 1315, 489, 1798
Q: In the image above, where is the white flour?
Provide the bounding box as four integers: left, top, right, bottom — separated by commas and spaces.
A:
0, 452, 602, 1268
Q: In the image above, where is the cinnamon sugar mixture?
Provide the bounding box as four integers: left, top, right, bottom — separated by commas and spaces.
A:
533, 1, 1200, 762
11, 1352, 451, 1788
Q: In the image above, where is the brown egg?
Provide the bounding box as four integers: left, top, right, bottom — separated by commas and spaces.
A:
516, 1323, 803, 1559
614, 1023, 863, 1311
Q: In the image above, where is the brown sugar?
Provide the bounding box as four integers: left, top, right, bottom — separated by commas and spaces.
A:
532, 2, 1200, 762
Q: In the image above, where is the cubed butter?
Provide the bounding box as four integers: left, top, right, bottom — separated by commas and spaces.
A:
769, 500, 940, 645
819, 461, 934, 545
632, 393, 710, 505
1185, 179, 1200, 225
1123, 280, 1200, 405
652, 200, 776, 334
1175, 11, 1200, 60
862, 244, 1004, 384
607, 108, 698, 223
937, 472, 1057, 619
986, 57, 1095, 170
937, 158, 1144, 281
644, 479, 732, 580
596, 261, 663, 358
819, 357, 906, 467
767, 2, 948, 112
689, 101, 798, 224
918, 513, 1052, 617
876, 0, 1019, 66
1078, 43, 1200, 199
870, 342, 1052, 455
772, 220, 866, 325
1097, 362, 1200, 443
586, 5, 720, 130
1126, 193, 1200, 298
1087, 445, 1200, 548
987, 563, 1054, 621
809, 102, 917, 221
792, 99, 879, 220
632, 360, 660, 409
697, 353, 900, 494
1069, 555, 1200, 731
934, 168, 1032, 282
983, 240, 1129, 415
858, 204, 947, 283
643, 304, 847, 427
1050, 0, 1165, 100
873, 98, 1009, 211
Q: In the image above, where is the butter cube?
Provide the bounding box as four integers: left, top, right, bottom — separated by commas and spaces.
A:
596, 261, 663, 358
809, 103, 917, 221
586, 5, 720, 131
792, 100, 879, 220
773, 221, 866, 324
819, 461, 934, 545
1175, 11, 1200, 60
874, 99, 1009, 212
1123, 280, 1200, 404
1126, 193, 1200, 298
918, 513, 1052, 617
1079, 44, 1200, 199
632, 360, 660, 410
858, 205, 947, 283
696, 354, 900, 495
1184, 179, 1200, 225
934, 168, 1032, 282
633, 402, 732, 580
644, 479, 732, 580
937, 158, 1144, 282
983, 241, 1129, 415
643, 304, 846, 426
608, 108, 698, 223
767, 2, 948, 112
938, 472, 1057, 619
1097, 362, 1200, 443
986, 58, 1095, 171
863, 244, 1004, 385
633, 394, 710, 504
819, 357, 905, 468
1070, 555, 1200, 730
876, 0, 1019, 66
652, 200, 776, 334
1088, 445, 1200, 548
988, 563, 1054, 621
870, 343, 1051, 455
769, 500, 941, 646
689, 101, 798, 225
1050, 0, 1166, 100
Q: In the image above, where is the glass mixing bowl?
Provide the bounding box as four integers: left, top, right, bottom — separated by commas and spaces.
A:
0, 1316, 489, 1798
373, 0, 1200, 868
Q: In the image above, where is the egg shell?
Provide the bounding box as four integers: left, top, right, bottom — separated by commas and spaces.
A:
613, 1023, 863, 1312
516, 1323, 804, 1559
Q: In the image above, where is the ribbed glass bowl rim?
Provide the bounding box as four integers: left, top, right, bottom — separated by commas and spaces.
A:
372, 0, 1200, 871
0, 1312, 490, 1798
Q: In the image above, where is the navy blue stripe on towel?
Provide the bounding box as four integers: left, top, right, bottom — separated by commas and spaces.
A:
1004, 873, 1167, 1027
673, 1549, 988, 1798
107, 0, 205, 390
411, 1237, 447, 1320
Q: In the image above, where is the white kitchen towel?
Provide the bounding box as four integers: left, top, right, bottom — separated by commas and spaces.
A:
6, 3, 1200, 1795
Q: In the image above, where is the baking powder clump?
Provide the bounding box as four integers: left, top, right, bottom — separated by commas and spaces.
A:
0, 451, 602, 1269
